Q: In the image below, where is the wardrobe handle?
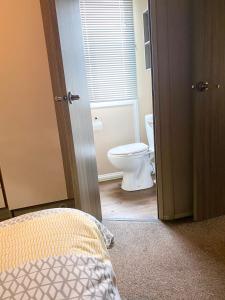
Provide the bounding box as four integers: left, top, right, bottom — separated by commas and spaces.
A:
191, 82, 221, 92
191, 81, 209, 92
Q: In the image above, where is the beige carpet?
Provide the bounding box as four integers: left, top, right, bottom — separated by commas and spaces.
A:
104, 217, 225, 300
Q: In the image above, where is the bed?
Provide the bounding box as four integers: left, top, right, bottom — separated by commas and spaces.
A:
0, 208, 120, 299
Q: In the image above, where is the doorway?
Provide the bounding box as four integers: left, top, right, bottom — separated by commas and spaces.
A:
79, 0, 158, 220
41, 0, 194, 222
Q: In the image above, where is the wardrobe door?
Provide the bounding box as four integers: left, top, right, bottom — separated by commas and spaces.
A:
193, 0, 225, 221
150, 0, 193, 219
0, 0, 67, 209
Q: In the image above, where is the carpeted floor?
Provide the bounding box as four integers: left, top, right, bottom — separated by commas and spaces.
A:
104, 217, 225, 300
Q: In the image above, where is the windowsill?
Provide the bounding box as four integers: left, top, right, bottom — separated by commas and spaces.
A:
90, 100, 137, 109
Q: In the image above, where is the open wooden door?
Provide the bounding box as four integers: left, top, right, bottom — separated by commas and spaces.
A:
40, 0, 101, 220
150, 0, 193, 220
193, 0, 225, 221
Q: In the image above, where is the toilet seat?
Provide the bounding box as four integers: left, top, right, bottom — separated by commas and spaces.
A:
108, 143, 149, 157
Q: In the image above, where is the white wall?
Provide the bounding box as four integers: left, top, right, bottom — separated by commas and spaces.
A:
133, 0, 153, 144
92, 105, 136, 175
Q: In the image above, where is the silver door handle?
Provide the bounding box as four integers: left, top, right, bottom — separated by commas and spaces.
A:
191, 81, 221, 92
54, 92, 80, 104
191, 81, 209, 92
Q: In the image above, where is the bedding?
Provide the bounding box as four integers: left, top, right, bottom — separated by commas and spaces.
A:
0, 208, 120, 300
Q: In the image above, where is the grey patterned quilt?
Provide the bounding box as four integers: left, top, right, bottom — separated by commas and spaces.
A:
0, 209, 121, 300
0, 254, 120, 299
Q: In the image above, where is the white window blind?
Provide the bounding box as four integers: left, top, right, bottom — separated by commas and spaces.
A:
80, 0, 137, 103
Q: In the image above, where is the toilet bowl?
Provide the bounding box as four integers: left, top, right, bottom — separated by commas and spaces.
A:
107, 143, 154, 191
107, 114, 155, 192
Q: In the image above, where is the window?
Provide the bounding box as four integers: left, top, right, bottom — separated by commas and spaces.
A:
80, 0, 137, 103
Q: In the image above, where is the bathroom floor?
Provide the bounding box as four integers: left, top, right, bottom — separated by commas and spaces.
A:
100, 179, 157, 220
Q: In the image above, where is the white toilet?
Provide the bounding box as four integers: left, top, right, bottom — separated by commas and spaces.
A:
107, 114, 155, 191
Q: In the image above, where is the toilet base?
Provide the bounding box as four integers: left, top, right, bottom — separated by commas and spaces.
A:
121, 162, 154, 192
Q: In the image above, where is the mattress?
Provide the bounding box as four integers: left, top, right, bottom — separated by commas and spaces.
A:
0, 208, 120, 299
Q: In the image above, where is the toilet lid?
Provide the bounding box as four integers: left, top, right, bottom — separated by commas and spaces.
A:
108, 143, 149, 156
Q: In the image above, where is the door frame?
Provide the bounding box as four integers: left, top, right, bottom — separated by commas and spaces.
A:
40, 0, 192, 221
148, 0, 163, 219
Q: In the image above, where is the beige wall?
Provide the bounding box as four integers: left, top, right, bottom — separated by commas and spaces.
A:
92, 0, 153, 176
0, 0, 67, 209
91, 106, 135, 175
133, 0, 153, 144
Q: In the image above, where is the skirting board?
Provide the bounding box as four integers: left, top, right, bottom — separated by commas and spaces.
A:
98, 172, 123, 182
163, 211, 193, 221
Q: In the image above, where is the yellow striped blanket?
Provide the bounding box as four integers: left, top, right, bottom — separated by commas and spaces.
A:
0, 208, 120, 299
